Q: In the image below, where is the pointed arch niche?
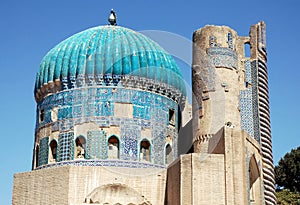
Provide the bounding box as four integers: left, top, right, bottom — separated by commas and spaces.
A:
165, 144, 172, 165
75, 136, 86, 159
140, 139, 151, 162
84, 183, 152, 205
249, 155, 262, 204
107, 135, 119, 159
35, 145, 39, 168
49, 139, 57, 162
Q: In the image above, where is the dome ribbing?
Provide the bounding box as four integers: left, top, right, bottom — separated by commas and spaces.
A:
35, 25, 186, 101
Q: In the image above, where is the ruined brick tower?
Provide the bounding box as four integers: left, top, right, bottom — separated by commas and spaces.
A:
192, 21, 275, 204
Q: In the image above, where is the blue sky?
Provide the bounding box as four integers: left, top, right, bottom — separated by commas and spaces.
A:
1, 0, 299, 203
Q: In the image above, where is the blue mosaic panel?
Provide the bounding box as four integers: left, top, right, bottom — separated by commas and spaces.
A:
239, 89, 254, 137
59, 120, 74, 132
239, 59, 254, 137
121, 125, 140, 161
133, 105, 146, 119
58, 132, 74, 162
152, 130, 166, 165
251, 60, 261, 142
38, 137, 49, 167
207, 47, 238, 69
43, 110, 51, 125
239, 59, 261, 142
86, 130, 107, 159
37, 87, 178, 129
58, 106, 72, 120
245, 60, 252, 84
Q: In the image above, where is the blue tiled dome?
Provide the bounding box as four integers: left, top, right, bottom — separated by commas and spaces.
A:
35, 25, 186, 100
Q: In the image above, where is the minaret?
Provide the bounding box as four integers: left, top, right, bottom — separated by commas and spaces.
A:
249, 22, 276, 205
192, 25, 241, 152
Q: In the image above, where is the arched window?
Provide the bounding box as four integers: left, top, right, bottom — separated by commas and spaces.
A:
168, 109, 175, 126
107, 136, 119, 159
140, 139, 151, 162
40, 109, 45, 122
75, 136, 86, 159
165, 144, 172, 165
49, 140, 57, 162
35, 145, 39, 168
244, 42, 251, 58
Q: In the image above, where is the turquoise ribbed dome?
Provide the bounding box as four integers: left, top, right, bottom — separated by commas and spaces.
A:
35, 25, 186, 98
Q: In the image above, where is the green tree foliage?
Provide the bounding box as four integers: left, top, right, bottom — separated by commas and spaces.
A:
276, 189, 300, 205
275, 146, 300, 204
275, 146, 300, 192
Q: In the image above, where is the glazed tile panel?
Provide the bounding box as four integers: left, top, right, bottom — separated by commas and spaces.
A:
36, 87, 178, 167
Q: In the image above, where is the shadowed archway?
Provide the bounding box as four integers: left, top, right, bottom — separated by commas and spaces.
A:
84, 183, 152, 205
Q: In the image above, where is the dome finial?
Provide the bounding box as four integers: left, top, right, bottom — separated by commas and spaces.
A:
108, 9, 117, 26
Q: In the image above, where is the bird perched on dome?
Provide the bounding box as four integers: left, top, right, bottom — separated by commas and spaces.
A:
108, 9, 117, 26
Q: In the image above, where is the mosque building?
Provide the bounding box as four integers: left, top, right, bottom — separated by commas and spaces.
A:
12, 11, 276, 205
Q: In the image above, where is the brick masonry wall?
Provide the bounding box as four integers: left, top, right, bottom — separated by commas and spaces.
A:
13, 166, 166, 205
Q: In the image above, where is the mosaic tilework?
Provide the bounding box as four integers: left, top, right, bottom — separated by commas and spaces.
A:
86, 130, 107, 159
121, 126, 139, 161
193, 46, 238, 97
250, 60, 261, 142
36, 88, 178, 129
58, 107, 72, 120
58, 132, 74, 162
239, 60, 254, 137
133, 105, 151, 120
152, 129, 165, 165
245, 60, 252, 84
239, 59, 260, 142
207, 47, 238, 69
239, 89, 254, 137
35, 87, 178, 168
227, 33, 233, 49
38, 137, 49, 166
36, 159, 166, 170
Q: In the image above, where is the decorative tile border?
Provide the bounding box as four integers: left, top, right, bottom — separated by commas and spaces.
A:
36, 159, 166, 170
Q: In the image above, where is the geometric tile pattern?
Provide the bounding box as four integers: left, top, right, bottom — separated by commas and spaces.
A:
207, 47, 238, 70
121, 126, 139, 161
152, 129, 166, 165
86, 130, 107, 160
57, 132, 74, 162
250, 60, 261, 142
36, 159, 166, 170
239, 89, 254, 137
38, 137, 49, 167
245, 60, 252, 84
36, 88, 178, 129
239, 59, 261, 142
